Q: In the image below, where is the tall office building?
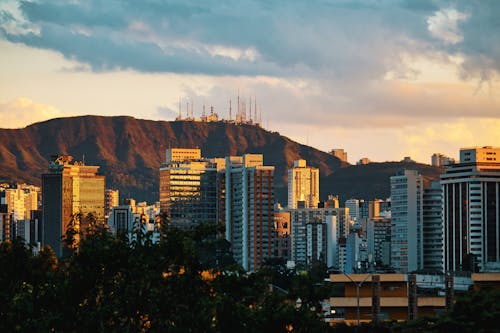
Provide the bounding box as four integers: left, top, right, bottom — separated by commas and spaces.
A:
159, 148, 222, 228
390, 170, 423, 273
287, 159, 319, 209
225, 154, 275, 272
42, 155, 105, 257
422, 181, 444, 272
441, 146, 500, 272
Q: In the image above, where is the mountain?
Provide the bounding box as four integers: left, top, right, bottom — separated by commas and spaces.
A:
321, 162, 444, 203
0, 116, 346, 203
0, 116, 444, 204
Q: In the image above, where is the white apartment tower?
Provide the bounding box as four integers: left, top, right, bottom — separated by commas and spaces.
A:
390, 169, 423, 273
287, 160, 319, 209
422, 181, 444, 272
441, 146, 500, 272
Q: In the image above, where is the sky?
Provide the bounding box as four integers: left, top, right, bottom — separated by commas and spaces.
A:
0, 0, 499, 164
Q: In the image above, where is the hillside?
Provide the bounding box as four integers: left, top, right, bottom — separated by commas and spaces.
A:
321, 162, 444, 203
0, 116, 345, 203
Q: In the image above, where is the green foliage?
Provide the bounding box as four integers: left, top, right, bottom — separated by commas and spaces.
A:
2, 227, 499, 332
0, 225, 332, 332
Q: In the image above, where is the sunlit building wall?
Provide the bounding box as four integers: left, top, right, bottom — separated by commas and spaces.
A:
42, 155, 105, 257
225, 154, 275, 272
287, 159, 319, 209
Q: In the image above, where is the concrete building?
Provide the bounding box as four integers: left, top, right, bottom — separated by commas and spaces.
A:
366, 217, 392, 268
289, 207, 349, 267
441, 146, 500, 272
105, 189, 119, 217
225, 154, 275, 272
330, 149, 348, 163
345, 226, 362, 274
273, 210, 291, 260
422, 181, 444, 272
287, 159, 319, 209
0, 184, 39, 222
327, 273, 477, 325
159, 148, 222, 228
431, 153, 455, 167
345, 199, 360, 222
42, 155, 105, 257
390, 170, 423, 273
357, 158, 371, 165
108, 205, 134, 234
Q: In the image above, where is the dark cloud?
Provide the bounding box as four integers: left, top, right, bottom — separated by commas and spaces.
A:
0, 0, 499, 81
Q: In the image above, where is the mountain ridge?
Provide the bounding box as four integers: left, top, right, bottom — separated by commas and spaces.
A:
0, 115, 443, 204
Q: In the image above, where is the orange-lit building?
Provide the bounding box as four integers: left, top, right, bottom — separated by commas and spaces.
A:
328, 274, 446, 324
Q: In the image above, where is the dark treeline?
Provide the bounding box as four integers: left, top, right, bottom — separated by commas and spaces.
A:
0, 223, 499, 332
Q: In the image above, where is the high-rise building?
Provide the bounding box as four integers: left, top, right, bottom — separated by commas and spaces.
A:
42, 155, 105, 257
422, 181, 444, 272
330, 149, 348, 163
287, 159, 319, 209
345, 225, 362, 274
441, 146, 500, 272
225, 154, 275, 272
366, 217, 391, 268
159, 148, 222, 228
1, 185, 39, 222
390, 169, 423, 273
273, 210, 291, 260
345, 199, 360, 222
289, 207, 349, 267
105, 189, 119, 217
431, 153, 455, 167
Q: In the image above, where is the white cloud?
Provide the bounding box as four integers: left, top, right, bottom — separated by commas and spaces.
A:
427, 8, 469, 44
0, 97, 64, 128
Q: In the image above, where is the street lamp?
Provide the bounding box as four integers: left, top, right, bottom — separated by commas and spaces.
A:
343, 273, 372, 326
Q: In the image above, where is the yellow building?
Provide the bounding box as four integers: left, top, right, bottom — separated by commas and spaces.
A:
287, 159, 319, 209
42, 155, 105, 256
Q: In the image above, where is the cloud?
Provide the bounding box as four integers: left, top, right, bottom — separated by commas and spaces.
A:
427, 8, 469, 44
399, 117, 500, 161
0, 0, 498, 85
0, 97, 64, 128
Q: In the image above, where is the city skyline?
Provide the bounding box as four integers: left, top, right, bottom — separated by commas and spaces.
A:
1, 0, 499, 164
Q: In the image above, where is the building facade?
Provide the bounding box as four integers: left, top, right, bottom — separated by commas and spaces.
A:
390, 170, 423, 273
42, 155, 105, 257
287, 159, 319, 209
441, 146, 500, 272
289, 207, 349, 267
105, 189, 119, 217
422, 181, 444, 272
225, 154, 275, 272
330, 149, 348, 163
431, 153, 455, 167
159, 148, 222, 228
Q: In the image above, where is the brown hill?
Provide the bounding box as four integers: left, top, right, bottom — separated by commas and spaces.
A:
0, 116, 346, 203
